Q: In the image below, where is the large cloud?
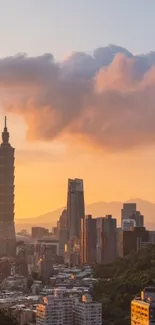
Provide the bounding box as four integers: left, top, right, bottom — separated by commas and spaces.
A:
1, 45, 155, 150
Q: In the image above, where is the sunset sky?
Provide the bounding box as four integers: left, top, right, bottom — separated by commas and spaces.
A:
0, 0, 155, 219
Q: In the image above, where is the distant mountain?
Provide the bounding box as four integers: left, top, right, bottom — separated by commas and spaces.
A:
87, 198, 155, 226
15, 198, 155, 232
15, 208, 64, 232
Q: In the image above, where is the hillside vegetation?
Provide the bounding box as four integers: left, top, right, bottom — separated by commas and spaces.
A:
93, 245, 155, 325
0, 310, 17, 325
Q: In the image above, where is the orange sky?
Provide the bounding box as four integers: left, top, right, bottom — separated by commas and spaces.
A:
2, 114, 154, 220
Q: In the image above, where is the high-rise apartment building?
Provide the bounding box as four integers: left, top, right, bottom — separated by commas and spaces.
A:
36, 291, 73, 325
75, 294, 102, 325
67, 178, 85, 240
0, 117, 16, 257
81, 215, 97, 265
96, 215, 117, 264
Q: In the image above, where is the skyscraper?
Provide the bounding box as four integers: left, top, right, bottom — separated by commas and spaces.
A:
96, 215, 117, 264
121, 203, 144, 229
121, 203, 136, 227
0, 117, 16, 257
81, 215, 97, 265
67, 178, 85, 240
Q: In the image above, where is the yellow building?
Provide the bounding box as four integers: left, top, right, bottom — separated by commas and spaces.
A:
131, 297, 155, 325
131, 299, 149, 325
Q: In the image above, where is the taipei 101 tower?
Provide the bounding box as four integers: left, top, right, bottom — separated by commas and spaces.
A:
0, 117, 16, 257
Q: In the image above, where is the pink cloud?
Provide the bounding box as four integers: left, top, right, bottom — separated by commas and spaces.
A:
0, 45, 155, 151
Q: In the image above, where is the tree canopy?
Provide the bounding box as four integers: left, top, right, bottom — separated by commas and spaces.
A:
93, 245, 155, 325
0, 310, 17, 325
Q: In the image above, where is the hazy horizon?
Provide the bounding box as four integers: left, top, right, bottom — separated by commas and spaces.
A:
15, 197, 155, 220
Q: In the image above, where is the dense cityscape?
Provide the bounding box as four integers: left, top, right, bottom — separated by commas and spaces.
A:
0, 1, 155, 325
0, 118, 154, 325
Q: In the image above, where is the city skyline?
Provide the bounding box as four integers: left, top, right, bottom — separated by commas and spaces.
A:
2, 98, 155, 220
0, 3, 155, 325
0, 1, 155, 219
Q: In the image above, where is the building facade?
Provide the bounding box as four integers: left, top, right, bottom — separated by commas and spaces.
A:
96, 215, 117, 264
59, 209, 69, 258
67, 178, 85, 240
32, 227, 49, 239
149, 231, 155, 245
122, 218, 136, 231
0, 257, 12, 282
131, 211, 144, 227
81, 215, 97, 265
121, 203, 136, 228
36, 292, 73, 325
65, 236, 80, 266
38, 241, 59, 282
75, 294, 102, 325
121, 203, 144, 229
131, 287, 155, 325
0, 117, 16, 257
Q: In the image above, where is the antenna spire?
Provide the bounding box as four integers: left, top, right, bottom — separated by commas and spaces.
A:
5, 116, 7, 128
2, 116, 9, 145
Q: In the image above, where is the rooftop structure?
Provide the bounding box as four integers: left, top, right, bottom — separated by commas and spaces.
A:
75, 294, 102, 325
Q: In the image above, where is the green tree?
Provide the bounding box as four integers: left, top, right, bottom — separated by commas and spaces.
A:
93, 245, 155, 325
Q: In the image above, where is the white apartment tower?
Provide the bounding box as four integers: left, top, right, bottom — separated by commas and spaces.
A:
75, 294, 102, 325
36, 290, 73, 325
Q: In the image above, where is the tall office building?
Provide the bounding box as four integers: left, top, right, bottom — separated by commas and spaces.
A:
81, 215, 97, 265
75, 294, 102, 325
0, 117, 16, 257
121, 203, 136, 227
67, 178, 85, 240
36, 291, 73, 325
96, 215, 117, 264
121, 203, 144, 230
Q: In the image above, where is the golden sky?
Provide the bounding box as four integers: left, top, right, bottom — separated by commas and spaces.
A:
2, 114, 154, 220
0, 49, 155, 220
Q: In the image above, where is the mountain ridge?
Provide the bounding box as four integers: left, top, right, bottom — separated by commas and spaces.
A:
15, 198, 155, 231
